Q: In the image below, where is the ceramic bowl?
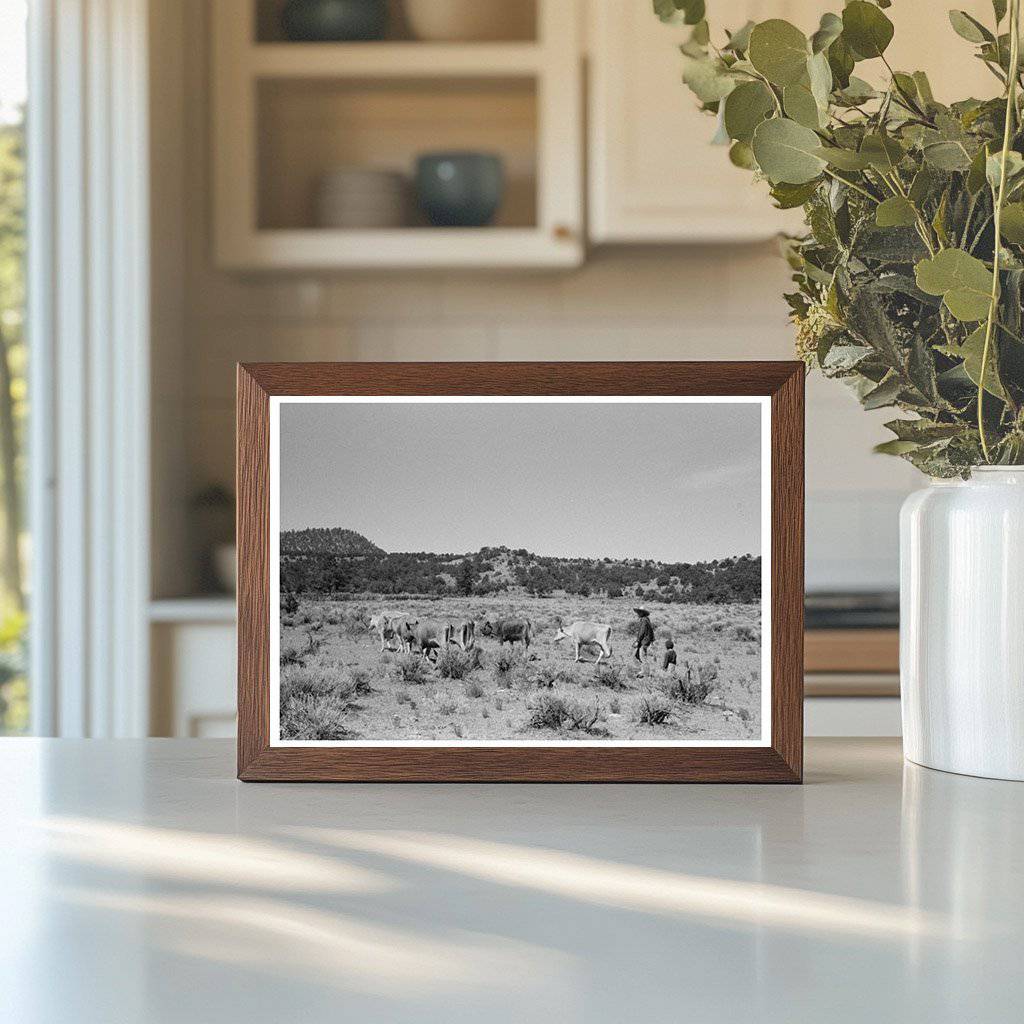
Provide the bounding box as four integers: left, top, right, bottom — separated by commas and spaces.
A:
315, 168, 409, 228
403, 0, 533, 42
280, 0, 388, 42
415, 152, 504, 227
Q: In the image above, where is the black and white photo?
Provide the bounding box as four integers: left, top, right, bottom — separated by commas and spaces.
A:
270, 396, 770, 746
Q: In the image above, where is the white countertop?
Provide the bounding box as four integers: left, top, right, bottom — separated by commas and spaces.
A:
1, 738, 1021, 1023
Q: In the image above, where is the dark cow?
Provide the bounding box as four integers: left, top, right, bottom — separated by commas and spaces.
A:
395, 619, 443, 659
480, 616, 532, 649
444, 620, 476, 651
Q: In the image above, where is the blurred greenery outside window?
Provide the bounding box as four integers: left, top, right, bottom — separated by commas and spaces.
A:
0, 1, 28, 734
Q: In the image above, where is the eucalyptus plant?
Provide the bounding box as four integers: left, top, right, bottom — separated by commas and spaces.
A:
659, 0, 1024, 475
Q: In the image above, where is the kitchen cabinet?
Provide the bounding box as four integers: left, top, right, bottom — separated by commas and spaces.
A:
212, 0, 583, 269
587, 0, 998, 244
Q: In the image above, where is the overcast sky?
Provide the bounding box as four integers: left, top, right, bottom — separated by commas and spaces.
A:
278, 399, 762, 563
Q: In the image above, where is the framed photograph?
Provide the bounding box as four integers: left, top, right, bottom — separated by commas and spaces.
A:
237, 362, 803, 782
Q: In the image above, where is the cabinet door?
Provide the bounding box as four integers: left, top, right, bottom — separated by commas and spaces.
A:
588, 1, 813, 243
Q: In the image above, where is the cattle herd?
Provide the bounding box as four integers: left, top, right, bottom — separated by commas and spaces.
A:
280, 594, 762, 742
370, 611, 619, 666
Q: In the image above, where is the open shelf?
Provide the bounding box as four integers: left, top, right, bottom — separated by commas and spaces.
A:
213, 0, 581, 268
249, 42, 544, 78
257, 76, 537, 232
254, 0, 538, 45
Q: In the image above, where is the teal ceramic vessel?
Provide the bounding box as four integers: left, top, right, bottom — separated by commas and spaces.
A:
280, 0, 387, 42
415, 152, 505, 227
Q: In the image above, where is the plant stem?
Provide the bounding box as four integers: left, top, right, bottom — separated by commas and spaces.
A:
821, 167, 879, 203
979, 0, 1021, 463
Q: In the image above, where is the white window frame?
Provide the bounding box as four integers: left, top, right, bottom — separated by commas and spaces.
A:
28, 0, 150, 737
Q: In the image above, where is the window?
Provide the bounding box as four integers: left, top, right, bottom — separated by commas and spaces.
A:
0, 0, 28, 734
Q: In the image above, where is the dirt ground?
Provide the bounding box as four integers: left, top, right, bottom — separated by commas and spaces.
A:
278, 595, 762, 742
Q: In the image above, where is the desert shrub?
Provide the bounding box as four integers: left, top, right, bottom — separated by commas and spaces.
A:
533, 663, 562, 689
698, 661, 719, 685
595, 664, 627, 690
279, 663, 361, 740
492, 649, 527, 688
341, 608, 367, 638
437, 647, 474, 680
636, 693, 673, 726
667, 676, 714, 706
280, 663, 335, 702
348, 667, 372, 695
464, 680, 485, 699
393, 654, 430, 684
280, 642, 304, 667
280, 694, 353, 741
528, 694, 600, 733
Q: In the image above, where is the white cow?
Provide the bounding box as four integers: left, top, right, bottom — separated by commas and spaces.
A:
554, 621, 613, 665
368, 611, 402, 653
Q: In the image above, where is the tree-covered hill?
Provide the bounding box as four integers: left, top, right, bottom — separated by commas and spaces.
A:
280, 528, 383, 557
279, 531, 760, 605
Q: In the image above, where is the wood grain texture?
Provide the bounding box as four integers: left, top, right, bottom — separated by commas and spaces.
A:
805, 629, 899, 675
237, 361, 805, 783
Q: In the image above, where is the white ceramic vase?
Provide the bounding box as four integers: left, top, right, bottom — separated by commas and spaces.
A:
900, 467, 1024, 780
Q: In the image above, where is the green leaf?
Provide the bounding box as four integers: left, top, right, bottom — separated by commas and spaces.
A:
874, 439, 922, 455
842, 1, 894, 60
653, 0, 677, 23
948, 10, 993, 44
827, 35, 855, 89
923, 141, 973, 171
728, 140, 758, 169
967, 143, 993, 193
783, 83, 822, 129
986, 150, 1024, 190
654, 0, 705, 25
860, 133, 905, 172
680, 0, 705, 26
875, 196, 918, 228
932, 190, 950, 247
1000, 202, 1024, 242
912, 71, 935, 105
723, 81, 775, 143
807, 51, 833, 110
748, 19, 810, 87
681, 55, 737, 103
885, 419, 963, 443
836, 75, 877, 104
862, 375, 902, 409
724, 20, 755, 53
770, 179, 820, 209
958, 324, 1007, 398
689, 20, 710, 46
752, 117, 827, 184
810, 12, 843, 54
909, 165, 936, 205
814, 146, 872, 170
915, 249, 994, 321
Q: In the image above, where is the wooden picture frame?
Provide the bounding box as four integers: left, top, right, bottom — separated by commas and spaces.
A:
237, 362, 804, 782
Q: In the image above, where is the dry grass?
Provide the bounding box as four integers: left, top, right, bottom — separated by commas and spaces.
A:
278, 594, 761, 741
